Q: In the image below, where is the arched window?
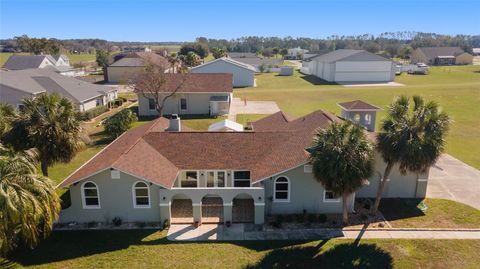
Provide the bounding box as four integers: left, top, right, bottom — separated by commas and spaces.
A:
353, 113, 361, 122
133, 181, 150, 208
81, 181, 100, 209
364, 113, 372, 125
274, 176, 290, 202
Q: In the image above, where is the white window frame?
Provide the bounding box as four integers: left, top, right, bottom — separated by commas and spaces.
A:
323, 190, 341, 203
81, 181, 101, 209
304, 164, 313, 173
364, 113, 372, 125
180, 97, 188, 111
132, 181, 151, 208
206, 170, 227, 188
148, 98, 156, 111
273, 176, 290, 203
233, 171, 251, 187
181, 171, 199, 188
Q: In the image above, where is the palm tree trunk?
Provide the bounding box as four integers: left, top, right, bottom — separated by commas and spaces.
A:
342, 193, 349, 225
41, 160, 49, 177
103, 67, 108, 82
372, 162, 394, 213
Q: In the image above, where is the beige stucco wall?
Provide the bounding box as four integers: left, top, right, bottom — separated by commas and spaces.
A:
455, 53, 473, 65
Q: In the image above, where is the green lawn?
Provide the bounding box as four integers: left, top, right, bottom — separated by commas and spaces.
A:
236, 66, 480, 169
4, 230, 480, 269
380, 198, 480, 229
0, 52, 95, 66
236, 114, 269, 127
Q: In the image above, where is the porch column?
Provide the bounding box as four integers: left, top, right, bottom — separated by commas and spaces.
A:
223, 202, 233, 224
159, 202, 171, 224
193, 202, 202, 224
254, 202, 265, 224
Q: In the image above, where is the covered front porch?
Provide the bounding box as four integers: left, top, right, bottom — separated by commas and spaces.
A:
159, 188, 265, 225
210, 95, 230, 116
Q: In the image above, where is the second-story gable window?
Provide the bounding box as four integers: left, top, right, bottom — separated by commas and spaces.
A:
233, 171, 250, 187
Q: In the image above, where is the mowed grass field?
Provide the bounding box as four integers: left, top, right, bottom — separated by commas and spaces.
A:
0, 52, 96, 66
5, 230, 480, 269
235, 66, 480, 169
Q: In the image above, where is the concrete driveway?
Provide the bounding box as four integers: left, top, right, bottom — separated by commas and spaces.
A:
229, 98, 280, 121
427, 154, 480, 209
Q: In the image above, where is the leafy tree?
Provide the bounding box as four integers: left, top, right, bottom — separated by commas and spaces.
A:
272, 47, 280, 58
261, 48, 273, 58
0, 144, 61, 255
212, 47, 227, 59
179, 42, 209, 58
310, 121, 374, 224
5, 94, 85, 176
135, 62, 188, 117
104, 109, 138, 139
258, 63, 267, 73
372, 96, 450, 212
96, 49, 111, 81
279, 48, 288, 58
0, 103, 16, 140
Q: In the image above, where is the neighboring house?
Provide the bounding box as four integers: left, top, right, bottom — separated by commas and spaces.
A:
2, 54, 84, 77
190, 57, 256, 87
306, 49, 395, 83
107, 52, 172, 83
137, 73, 233, 116
410, 47, 473, 65
285, 47, 309, 60
0, 69, 118, 112
473, 48, 480, 56
228, 53, 282, 72
122, 46, 152, 53
57, 100, 428, 225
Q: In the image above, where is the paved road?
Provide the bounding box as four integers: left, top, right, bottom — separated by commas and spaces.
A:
427, 154, 480, 209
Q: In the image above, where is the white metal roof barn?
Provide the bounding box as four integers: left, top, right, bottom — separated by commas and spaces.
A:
307, 49, 395, 83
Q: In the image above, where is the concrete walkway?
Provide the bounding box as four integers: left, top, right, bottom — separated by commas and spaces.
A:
428, 154, 480, 209
167, 224, 480, 241
228, 98, 280, 121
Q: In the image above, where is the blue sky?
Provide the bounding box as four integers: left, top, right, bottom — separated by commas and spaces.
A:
0, 0, 478, 41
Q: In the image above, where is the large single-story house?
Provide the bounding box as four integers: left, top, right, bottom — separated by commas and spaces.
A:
137, 73, 233, 116
107, 52, 171, 83
410, 47, 473, 65
190, 57, 256, 87
2, 54, 84, 77
306, 49, 395, 83
57, 100, 428, 225
0, 69, 118, 112
285, 47, 309, 60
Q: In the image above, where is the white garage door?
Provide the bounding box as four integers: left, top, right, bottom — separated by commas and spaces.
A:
334, 61, 393, 82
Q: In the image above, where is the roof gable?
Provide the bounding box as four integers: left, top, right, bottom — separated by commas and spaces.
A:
417, 47, 467, 59
311, 49, 390, 63
191, 57, 256, 72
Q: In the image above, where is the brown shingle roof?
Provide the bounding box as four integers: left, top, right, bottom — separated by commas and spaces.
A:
58, 110, 341, 188
417, 47, 467, 59
337, 100, 381, 111
136, 73, 233, 93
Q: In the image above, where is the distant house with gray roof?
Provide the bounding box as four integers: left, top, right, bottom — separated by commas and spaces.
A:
0, 69, 118, 112
190, 57, 256, 87
410, 47, 473, 65
107, 52, 172, 83
2, 54, 84, 77
306, 49, 395, 83
227, 52, 282, 72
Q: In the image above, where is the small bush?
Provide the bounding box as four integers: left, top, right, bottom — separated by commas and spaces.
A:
285, 214, 293, 223
87, 221, 97, 228
136, 222, 146, 228
363, 203, 371, 210
277, 214, 284, 224
360, 213, 369, 221
307, 213, 317, 223
118, 96, 127, 102
79, 105, 108, 121
104, 109, 138, 139
318, 214, 327, 223
112, 217, 122, 226
296, 214, 304, 223
114, 98, 123, 107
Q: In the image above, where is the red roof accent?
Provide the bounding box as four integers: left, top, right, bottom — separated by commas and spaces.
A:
337, 100, 381, 110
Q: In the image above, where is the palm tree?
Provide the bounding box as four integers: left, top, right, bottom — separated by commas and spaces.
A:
5, 93, 85, 176
310, 121, 374, 224
0, 103, 16, 140
0, 144, 61, 254
372, 96, 450, 212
